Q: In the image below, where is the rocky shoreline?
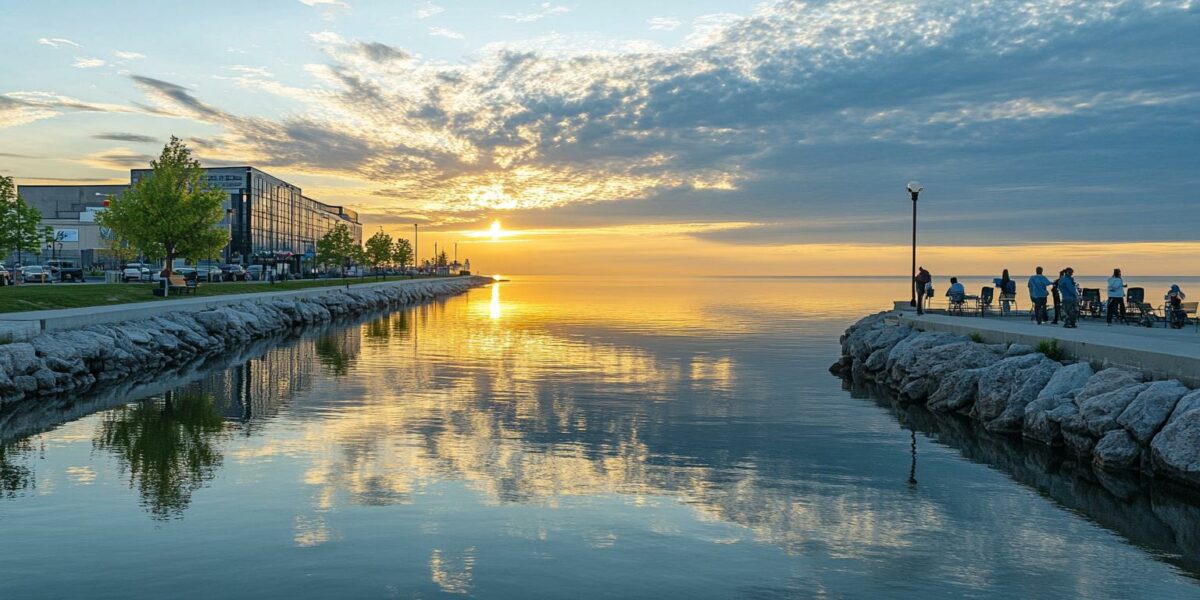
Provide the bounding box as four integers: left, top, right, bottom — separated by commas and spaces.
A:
0, 277, 489, 406
831, 312, 1200, 491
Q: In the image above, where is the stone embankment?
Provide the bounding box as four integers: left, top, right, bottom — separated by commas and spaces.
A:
831, 312, 1200, 491
0, 277, 488, 406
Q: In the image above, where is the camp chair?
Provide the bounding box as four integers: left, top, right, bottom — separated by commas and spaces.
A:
1080, 288, 1103, 319
999, 290, 1019, 316
976, 287, 994, 317
948, 291, 966, 316
1182, 301, 1200, 331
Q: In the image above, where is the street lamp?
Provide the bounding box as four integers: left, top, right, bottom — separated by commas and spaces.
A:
906, 181, 922, 307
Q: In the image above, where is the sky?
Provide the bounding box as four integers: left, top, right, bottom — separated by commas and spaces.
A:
1, 0, 1198, 276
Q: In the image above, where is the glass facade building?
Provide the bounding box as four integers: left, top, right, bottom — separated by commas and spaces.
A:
131, 166, 361, 269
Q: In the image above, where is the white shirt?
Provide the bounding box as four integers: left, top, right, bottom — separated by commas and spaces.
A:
1107, 277, 1125, 299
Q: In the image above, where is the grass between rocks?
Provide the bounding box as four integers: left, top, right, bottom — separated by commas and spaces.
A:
0, 276, 421, 314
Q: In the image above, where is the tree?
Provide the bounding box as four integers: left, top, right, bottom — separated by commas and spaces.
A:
392, 238, 413, 274
101, 231, 138, 268
0, 176, 46, 266
364, 229, 393, 278
316, 223, 355, 278
96, 137, 227, 279
434, 249, 449, 268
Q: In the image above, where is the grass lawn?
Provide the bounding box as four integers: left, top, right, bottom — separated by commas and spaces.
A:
0, 276, 419, 314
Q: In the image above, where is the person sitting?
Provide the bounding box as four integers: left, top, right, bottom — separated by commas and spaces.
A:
993, 269, 1017, 314
945, 277, 966, 313
1166, 284, 1188, 329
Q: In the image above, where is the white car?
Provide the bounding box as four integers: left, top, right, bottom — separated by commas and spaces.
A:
122, 263, 151, 282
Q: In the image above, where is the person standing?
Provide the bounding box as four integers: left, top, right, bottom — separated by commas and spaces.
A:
1167, 284, 1188, 329
1027, 266, 1052, 324
1050, 270, 1063, 324
915, 266, 932, 315
1106, 268, 1127, 325
1060, 267, 1079, 328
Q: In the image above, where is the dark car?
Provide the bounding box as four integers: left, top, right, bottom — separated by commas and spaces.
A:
220, 264, 248, 281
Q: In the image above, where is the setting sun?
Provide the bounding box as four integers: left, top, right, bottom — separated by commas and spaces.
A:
490, 220, 503, 241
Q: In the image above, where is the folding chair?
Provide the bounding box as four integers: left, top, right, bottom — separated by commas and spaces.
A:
976, 287, 994, 317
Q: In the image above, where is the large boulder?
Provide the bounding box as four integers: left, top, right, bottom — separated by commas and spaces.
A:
1093, 429, 1142, 471
971, 353, 1058, 432
1075, 368, 1143, 405
928, 368, 984, 413
1079, 383, 1149, 437
1167, 389, 1200, 424
1022, 362, 1093, 444
1117, 380, 1189, 445
1151, 409, 1200, 486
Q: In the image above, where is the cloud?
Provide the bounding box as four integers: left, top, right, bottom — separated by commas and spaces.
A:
223, 65, 274, 78
299, 0, 350, 19
353, 42, 410, 63
428, 27, 465, 40
114, 50, 146, 60
413, 1, 443, 19
107, 0, 1199, 247
81, 148, 156, 170
37, 37, 80, 48
93, 132, 157, 143
647, 17, 681, 31
72, 57, 105, 68
501, 2, 569, 23
0, 92, 135, 129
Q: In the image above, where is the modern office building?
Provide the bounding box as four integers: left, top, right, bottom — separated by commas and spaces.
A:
17, 166, 361, 271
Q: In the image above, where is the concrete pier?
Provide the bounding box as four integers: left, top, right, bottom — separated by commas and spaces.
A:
888, 304, 1200, 387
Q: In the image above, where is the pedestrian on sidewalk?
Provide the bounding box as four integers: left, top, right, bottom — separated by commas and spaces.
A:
1050, 269, 1064, 324
1166, 284, 1188, 329
915, 266, 932, 315
1106, 268, 1127, 325
1028, 266, 1052, 324
1060, 267, 1079, 328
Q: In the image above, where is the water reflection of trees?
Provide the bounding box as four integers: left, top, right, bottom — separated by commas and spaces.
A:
94, 391, 228, 520
0, 440, 35, 498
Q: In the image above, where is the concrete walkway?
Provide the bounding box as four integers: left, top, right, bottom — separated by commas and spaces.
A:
892, 305, 1200, 386
0, 277, 481, 341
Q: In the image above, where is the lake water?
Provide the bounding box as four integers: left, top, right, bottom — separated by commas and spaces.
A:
2, 276, 1199, 599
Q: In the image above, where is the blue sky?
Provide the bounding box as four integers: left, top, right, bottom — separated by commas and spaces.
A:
1, 0, 1198, 274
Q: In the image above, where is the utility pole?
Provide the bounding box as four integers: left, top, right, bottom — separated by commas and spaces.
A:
414, 223, 418, 275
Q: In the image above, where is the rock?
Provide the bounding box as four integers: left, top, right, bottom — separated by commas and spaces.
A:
1079, 383, 1149, 437
1, 343, 40, 375
1075, 368, 1143, 405
1151, 409, 1200, 486
1025, 401, 1079, 445
928, 368, 984, 412
1005, 343, 1036, 357
1117, 380, 1189, 445
1022, 362, 1093, 444
1093, 429, 1141, 470
971, 353, 1058, 433
1166, 389, 1200, 424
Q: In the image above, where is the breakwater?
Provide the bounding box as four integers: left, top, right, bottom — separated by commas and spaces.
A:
0, 277, 489, 406
831, 312, 1200, 490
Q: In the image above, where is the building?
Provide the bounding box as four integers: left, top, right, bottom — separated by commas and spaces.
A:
16, 167, 361, 271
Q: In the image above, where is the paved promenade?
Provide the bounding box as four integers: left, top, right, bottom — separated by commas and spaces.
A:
892, 304, 1200, 386
0, 277, 480, 342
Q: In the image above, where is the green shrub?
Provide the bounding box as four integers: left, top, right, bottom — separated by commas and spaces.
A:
1035, 339, 1067, 361
969, 332, 985, 344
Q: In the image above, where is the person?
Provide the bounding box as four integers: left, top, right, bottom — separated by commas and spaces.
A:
1106, 268, 1127, 325
914, 266, 932, 315
946, 277, 965, 298
1167, 284, 1188, 329
1050, 270, 1063, 324
1059, 267, 1079, 328
1027, 266, 1052, 325
993, 269, 1016, 314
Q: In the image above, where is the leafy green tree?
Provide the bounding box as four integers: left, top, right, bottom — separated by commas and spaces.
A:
316, 223, 355, 278
392, 238, 413, 273
96, 137, 227, 277
364, 229, 393, 278
0, 176, 46, 266
434, 249, 449, 268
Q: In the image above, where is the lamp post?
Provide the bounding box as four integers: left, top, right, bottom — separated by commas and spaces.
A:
906, 181, 922, 307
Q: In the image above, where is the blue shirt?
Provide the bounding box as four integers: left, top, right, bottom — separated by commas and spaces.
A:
1059, 276, 1078, 300
1027, 274, 1051, 299
947, 282, 965, 296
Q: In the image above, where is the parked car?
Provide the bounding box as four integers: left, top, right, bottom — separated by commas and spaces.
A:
122, 262, 151, 282
219, 264, 248, 281
45, 259, 85, 283
200, 266, 224, 282
23, 265, 50, 284
246, 265, 264, 281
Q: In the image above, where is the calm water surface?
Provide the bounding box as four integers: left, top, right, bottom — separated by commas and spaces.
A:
2, 276, 1199, 599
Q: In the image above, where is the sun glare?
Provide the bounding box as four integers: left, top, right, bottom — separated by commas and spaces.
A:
490, 220, 503, 240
